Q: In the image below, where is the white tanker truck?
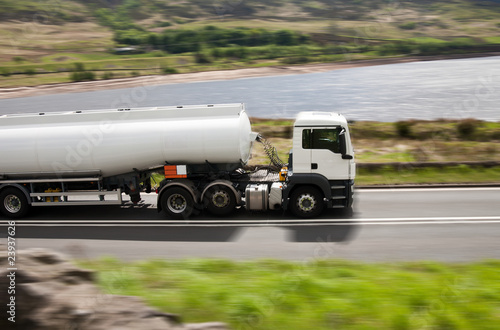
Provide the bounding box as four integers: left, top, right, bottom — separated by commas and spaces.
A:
0, 103, 355, 219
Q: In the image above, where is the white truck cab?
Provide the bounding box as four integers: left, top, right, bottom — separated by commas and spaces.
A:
282, 111, 355, 217
292, 111, 355, 180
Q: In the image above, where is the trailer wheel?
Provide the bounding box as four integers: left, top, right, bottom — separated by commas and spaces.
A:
204, 185, 236, 217
289, 186, 324, 218
0, 187, 30, 218
160, 187, 194, 220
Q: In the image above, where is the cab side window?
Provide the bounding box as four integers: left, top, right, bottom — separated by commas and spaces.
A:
302, 128, 340, 153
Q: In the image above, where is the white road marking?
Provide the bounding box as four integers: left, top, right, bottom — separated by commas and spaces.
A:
3, 216, 500, 226
359, 187, 500, 192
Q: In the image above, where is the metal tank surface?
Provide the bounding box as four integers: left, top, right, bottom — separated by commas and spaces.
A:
0, 103, 255, 178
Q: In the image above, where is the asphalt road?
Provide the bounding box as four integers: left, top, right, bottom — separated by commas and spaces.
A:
2, 187, 500, 262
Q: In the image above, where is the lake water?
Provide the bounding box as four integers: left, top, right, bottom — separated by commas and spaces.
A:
1, 56, 500, 122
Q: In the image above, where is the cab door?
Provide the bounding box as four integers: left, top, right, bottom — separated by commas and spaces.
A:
305, 127, 350, 180
291, 127, 312, 174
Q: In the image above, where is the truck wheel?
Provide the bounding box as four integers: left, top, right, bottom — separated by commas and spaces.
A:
289, 186, 324, 218
0, 187, 30, 218
204, 185, 236, 217
160, 187, 194, 220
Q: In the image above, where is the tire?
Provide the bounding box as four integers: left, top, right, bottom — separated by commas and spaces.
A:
289, 186, 324, 218
0, 187, 30, 218
160, 187, 194, 220
204, 185, 236, 217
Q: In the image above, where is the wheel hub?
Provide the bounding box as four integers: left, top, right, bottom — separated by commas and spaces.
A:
167, 194, 187, 213
212, 190, 229, 208
4, 194, 21, 214
297, 194, 315, 212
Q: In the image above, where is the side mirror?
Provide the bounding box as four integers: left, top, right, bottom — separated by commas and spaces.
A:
339, 128, 353, 159
339, 132, 347, 155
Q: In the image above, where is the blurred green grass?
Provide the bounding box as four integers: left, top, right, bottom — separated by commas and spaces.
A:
78, 258, 500, 330
356, 165, 500, 186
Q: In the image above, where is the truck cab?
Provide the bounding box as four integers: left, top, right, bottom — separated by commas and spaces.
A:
283, 112, 355, 217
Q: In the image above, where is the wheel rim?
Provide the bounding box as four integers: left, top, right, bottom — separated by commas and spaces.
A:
297, 193, 316, 213
211, 190, 230, 208
167, 194, 187, 213
4, 194, 22, 214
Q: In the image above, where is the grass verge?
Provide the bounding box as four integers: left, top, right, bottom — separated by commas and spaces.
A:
77, 258, 500, 330
356, 165, 500, 186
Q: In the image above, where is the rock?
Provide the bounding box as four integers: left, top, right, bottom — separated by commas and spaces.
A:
185, 322, 229, 330
0, 248, 229, 330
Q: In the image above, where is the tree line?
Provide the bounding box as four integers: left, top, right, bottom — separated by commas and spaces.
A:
113, 26, 311, 54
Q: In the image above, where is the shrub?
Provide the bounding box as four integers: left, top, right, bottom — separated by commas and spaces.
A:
395, 121, 414, 138
70, 63, 95, 82
211, 48, 222, 59
73, 62, 85, 72
377, 42, 414, 56
0, 68, 11, 77
457, 119, 480, 140
275, 30, 297, 46
194, 52, 212, 64
416, 42, 447, 55
70, 71, 95, 82
162, 67, 178, 74
491, 130, 500, 140
399, 22, 417, 30
101, 71, 114, 80
24, 68, 37, 76
223, 47, 248, 59
13, 56, 25, 63
157, 21, 172, 27
261, 46, 284, 59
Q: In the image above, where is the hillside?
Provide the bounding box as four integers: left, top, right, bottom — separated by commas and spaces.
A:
9, 0, 498, 24
1, 0, 500, 88
2, 0, 500, 44
2, 0, 500, 35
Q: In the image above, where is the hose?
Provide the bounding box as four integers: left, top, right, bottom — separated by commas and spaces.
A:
256, 134, 286, 168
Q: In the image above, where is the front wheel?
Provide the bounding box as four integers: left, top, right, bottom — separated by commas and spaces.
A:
289, 186, 324, 218
160, 187, 194, 220
0, 187, 30, 218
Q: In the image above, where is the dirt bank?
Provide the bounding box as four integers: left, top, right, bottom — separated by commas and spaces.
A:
1, 52, 499, 100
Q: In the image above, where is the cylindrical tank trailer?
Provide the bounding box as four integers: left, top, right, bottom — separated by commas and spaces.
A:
0, 103, 255, 178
